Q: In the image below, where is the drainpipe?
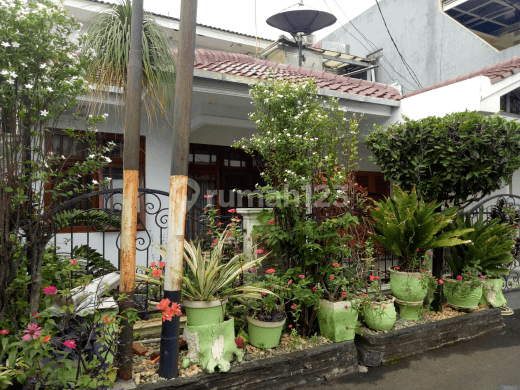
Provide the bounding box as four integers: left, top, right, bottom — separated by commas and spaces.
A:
118, 0, 143, 381
159, 0, 198, 379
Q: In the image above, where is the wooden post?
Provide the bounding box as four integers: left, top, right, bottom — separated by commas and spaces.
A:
159, 0, 198, 379
118, 0, 144, 381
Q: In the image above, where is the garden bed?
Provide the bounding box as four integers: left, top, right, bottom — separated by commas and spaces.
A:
356, 306, 505, 366
133, 335, 358, 389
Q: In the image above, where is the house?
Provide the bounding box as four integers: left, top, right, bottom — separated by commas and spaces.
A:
319, 0, 520, 95
52, 0, 402, 269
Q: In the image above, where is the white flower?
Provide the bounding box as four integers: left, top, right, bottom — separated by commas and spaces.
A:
92, 180, 98, 185
104, 157, 112, 163
61, 155, 66, 160
1, 42, 10, 48
46, 87, 53, 92
12, 42, 19, 48
102, 113, 109, 119
0, 70, 8, 76
6, 79, 14, 85
106, 177, 112, 182
40, 110, 48, 116
25, 83, 33, 89
88, 154, 96, 159
40, 63, 46, 69
9, 71, 16, 78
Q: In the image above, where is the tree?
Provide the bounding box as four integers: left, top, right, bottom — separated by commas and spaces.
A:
365, 111, 520, 209
0, 0, 111, 318
81, 0, 176, 120
365, 111, 520, 309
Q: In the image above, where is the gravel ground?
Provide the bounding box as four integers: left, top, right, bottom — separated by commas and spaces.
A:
131, 305, 491, 385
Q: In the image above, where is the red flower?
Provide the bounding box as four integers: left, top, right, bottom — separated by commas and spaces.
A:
312, 286, 317, 292
103, 316, 114, 324
480, 275, 485, 279
235, 337, 244, 349
416, 248, 420, 252
439, 280, 444, 284
64, 340, 76, 349
361, 293, 367, 296
250, 268, 256, 272
150, 262, 156, 268
153, 269, 162, 277
288, 279, 293, 285
375, 276, 380, 280
162, 303, 182, 322
395, 267, 400, 270
157, 299, 171, 311
254, 234, 258, 239
288, 324, 293, 329
0, 330, 9, 335
256, 249, 264, 254
217, 222, 223, 226
159, 261, 165, 268
332, 263, 340, 267
382, 305, 387, 310
43, 286, 57, 295
70, 259, 78, 265
456, 275, 463, 280
269, 219, 275, 225
42, 335, 50, 343
329, 275, 335, 280
299, 275, 305, 279
291, 304, 297, 309
341, 292, 347, 297
248, 237, 251, 241
369, 275, 375, 281
228, 209, 236, 213
213, 239, 218, 244
265, 268, 275, 274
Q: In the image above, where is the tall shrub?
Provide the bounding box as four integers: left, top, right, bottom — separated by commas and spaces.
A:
0, 0, 111, 317
234, 78, 371, 333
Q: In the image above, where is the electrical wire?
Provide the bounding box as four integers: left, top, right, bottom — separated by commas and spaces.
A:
329, 0, 421, 90
375, 0, 423, 88
323, 0, 419, 90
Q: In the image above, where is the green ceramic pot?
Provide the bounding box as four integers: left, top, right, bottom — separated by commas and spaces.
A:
318, 300, 359, 342
247, 315, 286, 349
362, 299, 397, 331
444, 279, 483, 310
390, 269, 428, 320
183, 299, 227, 326
479, 278, 507, 307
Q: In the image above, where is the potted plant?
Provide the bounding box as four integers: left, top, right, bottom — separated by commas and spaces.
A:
156, 230, 272, 327
246, 268, 287, 349
360, 280, 397, 332
445, 212, 515, 311
371, 186, 472, 319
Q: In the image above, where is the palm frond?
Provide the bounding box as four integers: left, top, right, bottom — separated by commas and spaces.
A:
82, 0, 176, 121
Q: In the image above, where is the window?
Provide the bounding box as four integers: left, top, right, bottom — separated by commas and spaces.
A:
46, 130, 146, 232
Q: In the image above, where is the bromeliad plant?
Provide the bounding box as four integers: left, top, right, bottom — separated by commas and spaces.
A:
155, 229, 272, 302
371, 186, 473, 272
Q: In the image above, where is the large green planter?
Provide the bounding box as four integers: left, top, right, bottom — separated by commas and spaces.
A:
247, 315, 286, 349
318, 300, 359, 342
479, 278, 507, 307
444, 279, 483, 311
390, 269, 428, 320
362, 299, 397, 332
184, 299, 227, 327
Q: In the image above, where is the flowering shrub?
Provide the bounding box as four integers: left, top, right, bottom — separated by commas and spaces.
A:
234, 77, 369, 334
0, 259, 119, 389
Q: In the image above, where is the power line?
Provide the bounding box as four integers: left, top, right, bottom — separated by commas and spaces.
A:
323, 0, 420, 90
375, 0, 423, 89
330, 0, 420, 90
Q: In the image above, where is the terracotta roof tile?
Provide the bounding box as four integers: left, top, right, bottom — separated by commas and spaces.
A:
175, 49, 401, 100
399, 56, 520, 100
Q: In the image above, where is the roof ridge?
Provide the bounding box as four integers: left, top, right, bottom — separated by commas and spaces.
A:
399, 56, 520, 100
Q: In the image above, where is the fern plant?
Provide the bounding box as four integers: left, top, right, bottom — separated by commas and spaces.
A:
371, 186, 473, 271
446, 212, 515, 277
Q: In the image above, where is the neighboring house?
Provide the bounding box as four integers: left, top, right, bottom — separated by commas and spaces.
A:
53, 0, 402, 268
320, 0, 520, 95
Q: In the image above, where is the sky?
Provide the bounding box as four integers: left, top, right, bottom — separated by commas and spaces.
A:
105, 0, 380, 41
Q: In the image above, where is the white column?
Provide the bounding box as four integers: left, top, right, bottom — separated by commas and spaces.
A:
236, 208, 266, 254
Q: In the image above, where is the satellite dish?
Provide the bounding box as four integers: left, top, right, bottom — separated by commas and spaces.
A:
266, 1, 337, 66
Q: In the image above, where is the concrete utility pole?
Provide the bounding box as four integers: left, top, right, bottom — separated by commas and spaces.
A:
118, 0, 144, 381
159, 0, 198, 379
